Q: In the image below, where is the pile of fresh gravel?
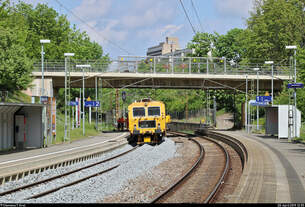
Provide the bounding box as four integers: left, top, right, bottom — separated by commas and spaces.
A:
0, 138, 177, 203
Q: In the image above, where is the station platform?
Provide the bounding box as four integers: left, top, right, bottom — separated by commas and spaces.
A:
0, 132, 127, 165
218, 130, 305, 203
0, 132, 128, 183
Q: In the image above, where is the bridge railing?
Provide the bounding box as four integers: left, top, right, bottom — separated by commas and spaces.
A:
33, 56, 292, 76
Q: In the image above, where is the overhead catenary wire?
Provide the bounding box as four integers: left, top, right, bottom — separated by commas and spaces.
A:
179, 0, 197, 35
190, 0, 204, 33
53, 0, 133, 55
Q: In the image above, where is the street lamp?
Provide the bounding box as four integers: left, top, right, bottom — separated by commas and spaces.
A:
265, 61, 274, 105
40, 39, 50, 98
76, 64, 91, 136
286, 45, 297, 139
64, 53, 75, 142
253, 68, 260, 130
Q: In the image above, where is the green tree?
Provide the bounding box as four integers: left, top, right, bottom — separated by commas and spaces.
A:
0, 1, 33, 92
243, 0, 305, 62
187, 32, 216, 57
214, 28, 245, 62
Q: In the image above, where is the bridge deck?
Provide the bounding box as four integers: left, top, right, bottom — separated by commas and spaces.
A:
32, 71, 289, 91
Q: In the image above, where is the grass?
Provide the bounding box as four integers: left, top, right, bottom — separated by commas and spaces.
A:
178, 130, 195, 135
216, 108, 226, 116
294, 123, 305, 143
53, 113, 115, 144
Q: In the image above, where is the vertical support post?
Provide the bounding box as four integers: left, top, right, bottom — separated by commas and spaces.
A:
271, 64, 274, 106
79, 89, 81, 128
75, 97, 78, 128
100, 78, 103, 131
153, 57, 156, 74
64, 57, 67, 142
136, 59, 138, 73
233, 91, 236, 128
224, 57, 226, 74
206, 90, 209, 125
89, 106, 91, 124
41, 44, 44, 97
185, 90, 188, 122
257, 71, 259, 130
189, 58, 191, 74
171, 57, 174, 74
116, 89, 119, 123
206, 58, 209, 74
95, 76, 98, 130
294, 49, 297, 138
72, 106, 74, 129
213, 96, 216, 127
198, 62, 200, 73
83, 67, 85, 136
245, 74, 248, 133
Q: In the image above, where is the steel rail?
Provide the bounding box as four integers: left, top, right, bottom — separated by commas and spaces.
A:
154, 131, 232, 204
150, 135, 204, 203
0, 147, 137, 196
201, 136, 230, 203
26, 164, 119, 200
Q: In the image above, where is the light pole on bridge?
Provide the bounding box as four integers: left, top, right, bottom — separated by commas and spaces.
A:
40, 39, 50, 99
265, 61, 274, 106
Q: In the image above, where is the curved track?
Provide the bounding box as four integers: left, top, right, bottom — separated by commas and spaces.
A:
151, 131, 245, 203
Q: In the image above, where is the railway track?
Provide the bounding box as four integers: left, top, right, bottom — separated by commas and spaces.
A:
150, 131, 246, 203
0, 133, 128, 185
0, 146, 137, 200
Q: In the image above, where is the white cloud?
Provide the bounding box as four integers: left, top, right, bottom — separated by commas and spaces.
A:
121, 0, 176, 28
72, 0, 112, 21
138, 24, 184, 41
80, 20, 128, 45
214, 0, 253, 18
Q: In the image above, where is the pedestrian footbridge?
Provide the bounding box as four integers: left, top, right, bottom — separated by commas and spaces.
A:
28, 56, 291, 96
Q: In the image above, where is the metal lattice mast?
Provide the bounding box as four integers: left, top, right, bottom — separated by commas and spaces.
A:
98, 78, 103, 131
288, 57, 294, 140
64, 53, 74, 142
116, 89, 119, 121
66, 60, 71, 141
250, 78, 255, 131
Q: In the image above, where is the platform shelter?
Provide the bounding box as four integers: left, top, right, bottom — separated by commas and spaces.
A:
265, 105, 301, 139
0, 103, 44, 151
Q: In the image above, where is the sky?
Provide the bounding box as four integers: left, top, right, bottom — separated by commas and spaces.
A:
14, 0, 254, 59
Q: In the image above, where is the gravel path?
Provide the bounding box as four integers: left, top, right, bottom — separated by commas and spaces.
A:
0, 138, 178, 203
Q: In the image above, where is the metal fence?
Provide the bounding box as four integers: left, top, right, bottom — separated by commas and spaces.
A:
33, 56, 292, 76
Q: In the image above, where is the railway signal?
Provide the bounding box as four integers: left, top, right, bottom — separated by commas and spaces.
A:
122, 91, 126, 102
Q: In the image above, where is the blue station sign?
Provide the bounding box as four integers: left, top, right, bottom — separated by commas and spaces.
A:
40, 96, 48, 103
69, 101, 78, 106
256, 96, 272, 103
287, 83, 304, 89
250, 100, 269, 106
85, 101, 100, 107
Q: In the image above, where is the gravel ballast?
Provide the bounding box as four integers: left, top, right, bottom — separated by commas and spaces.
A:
0, 138, 178, 203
